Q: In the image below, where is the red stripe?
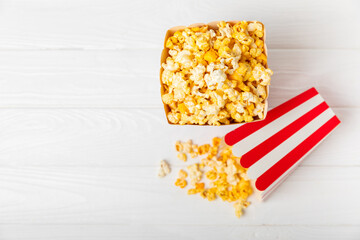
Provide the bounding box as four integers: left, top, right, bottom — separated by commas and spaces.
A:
224, 87, 318, 146
255, 116, 341, 191
240, 101, 329, 168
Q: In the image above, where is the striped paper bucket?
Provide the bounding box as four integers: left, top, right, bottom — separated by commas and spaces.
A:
224, 88, 341, 200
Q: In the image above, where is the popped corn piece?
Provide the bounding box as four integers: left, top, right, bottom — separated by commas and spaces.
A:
183, 140, 193, 153
247, 21, 263, 32
162, 92, 174, 105
218, 22, 233, 39
255, 39, 264, 48
188, 188, 197, 195
178, 169, 188, 179
225, 159, 239, 185
195, 182, 205, 191
206, 189, 216, 201
158, 160, 171, 178
205, 69, 227, 90
250, 48, 262, 58
162, 69, 175, 85
175, 178, 187, 188
165, 37, 175, 49
204, 49, 218, 63
178, 103, 188, 114
162, 58, 180, 72
218, 45, 232, 58
240, 172, 249, 180
175, 50, 194, 69
209, 146, 219, 157
252, 63, 273, 86
190, 64, 206, 86
200, 190, 207, 199
244, 115, 254, 122
198, 144, 210, 155
187, 163, 202, 185
190, 151, 198, 158
234, 201, 243, 218
233, 200, 251, 218
177, 152, 187, 162
257, 53, 267, 65
196, 35, 211, 52
253, 103, 265, 119
241, 91, 258, 104
167, 111, 180, 124
212, 137, 222, 147
206, 170, 217, 180
254, 29, 263, 38
175, 141, 183, 152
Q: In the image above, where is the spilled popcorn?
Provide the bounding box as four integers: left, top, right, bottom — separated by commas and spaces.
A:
161, 21, 273, 125
158, 160, 171, 178
173, 137, 252, 218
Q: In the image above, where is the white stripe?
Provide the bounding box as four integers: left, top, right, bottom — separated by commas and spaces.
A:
232, 94, 324, 157
259, 120, 340, 199
247, 108, 334, 179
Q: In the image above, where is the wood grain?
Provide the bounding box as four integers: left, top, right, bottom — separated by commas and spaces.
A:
0, 166, 358, 225
0, 0, 358, 50
0, 0, 358, 239
0, 225, 358, 240
0, 49, 358, 108
0, 108, 356, 167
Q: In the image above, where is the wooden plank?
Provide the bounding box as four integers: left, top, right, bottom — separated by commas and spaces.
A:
0, 0, 358, 49
0, 49, 358, 108
0, 108, 356, 167
0, 225, 358, 240
0, 166, 358, 225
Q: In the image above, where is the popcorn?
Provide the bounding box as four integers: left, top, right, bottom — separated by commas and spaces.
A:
187, 163, 202, 185
175, 141, 183, 152
183, 140, 193, 153
205, 170, 217, 180
253, 103, 265, 119
171, 137, 253, 218
177, 152, 187, 162
158, 160, 171, 178
252, 63, 273, 86
167, 111, 180, 124
175, 178, 187, 188
175, 50, 194, 69
233, 200, 250, 218
162, 58, 180, 72
205, 69, 227, 90
204, 49, 218, 63
190, 64, 206, 86
161, 21, 272, 125
178, 169, 188, 179
247, 21, 263, 32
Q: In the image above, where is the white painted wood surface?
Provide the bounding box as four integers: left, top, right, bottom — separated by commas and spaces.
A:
0, 0, 359, 239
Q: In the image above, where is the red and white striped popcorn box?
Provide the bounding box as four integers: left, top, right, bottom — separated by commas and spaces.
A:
224, 88, 341, 200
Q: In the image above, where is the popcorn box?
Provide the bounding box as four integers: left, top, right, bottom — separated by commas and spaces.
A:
224, 88, 341, 200
160, 21, 270, 125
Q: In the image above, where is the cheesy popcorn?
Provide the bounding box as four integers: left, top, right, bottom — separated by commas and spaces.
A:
172, 137, 253, 218
161, 21, 272, 125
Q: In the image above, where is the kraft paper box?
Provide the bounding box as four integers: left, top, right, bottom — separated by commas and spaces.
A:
160, 21, 270, 125
224, 88, 341, 200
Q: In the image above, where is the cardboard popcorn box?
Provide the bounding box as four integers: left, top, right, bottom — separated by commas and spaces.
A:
160, 21, 270, 125
224, 88, 341, 200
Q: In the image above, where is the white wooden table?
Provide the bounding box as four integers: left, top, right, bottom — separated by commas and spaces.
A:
0, 0, 359, 239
